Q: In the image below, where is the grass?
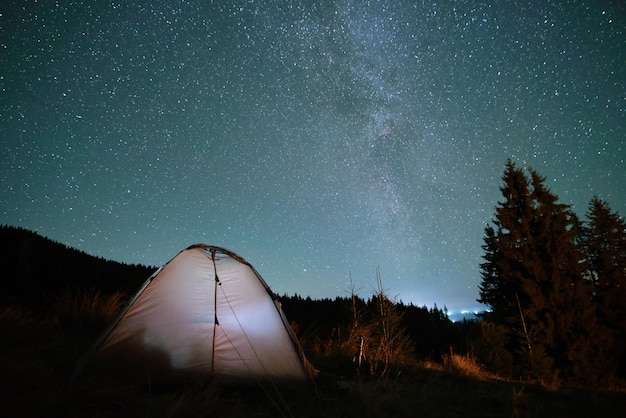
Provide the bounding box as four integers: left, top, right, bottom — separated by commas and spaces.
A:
1, 293, 626, 417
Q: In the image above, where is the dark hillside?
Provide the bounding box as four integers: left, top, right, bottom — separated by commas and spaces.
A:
0, 225, 154, 312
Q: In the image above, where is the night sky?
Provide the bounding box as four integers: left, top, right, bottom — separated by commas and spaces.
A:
2, 1, 624, 315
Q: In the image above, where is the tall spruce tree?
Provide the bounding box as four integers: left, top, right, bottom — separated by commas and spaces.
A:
527, 171, 606, 385
584, 197, 626, 379
478, 160, 544, 378
585, 197, 626, 324
478, 160, 533, 326
479, 160, 599, 384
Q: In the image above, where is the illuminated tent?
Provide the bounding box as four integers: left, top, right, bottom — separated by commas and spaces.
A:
74, 244, 315, 384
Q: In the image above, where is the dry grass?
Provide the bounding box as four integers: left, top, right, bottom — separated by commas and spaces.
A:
445, 353, 492, 380
423, 353, 490, 380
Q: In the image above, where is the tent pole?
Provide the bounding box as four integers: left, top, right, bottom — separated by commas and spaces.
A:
211, 249, 219, 375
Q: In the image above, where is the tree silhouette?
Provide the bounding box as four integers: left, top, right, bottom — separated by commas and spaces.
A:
584, 197, 626, 380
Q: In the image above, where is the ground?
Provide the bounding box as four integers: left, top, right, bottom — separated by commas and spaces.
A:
2, 308, 626, 418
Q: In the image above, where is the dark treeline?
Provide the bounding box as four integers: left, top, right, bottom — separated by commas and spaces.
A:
0, 225, 154, 312
476, 160, 626, 388
279, 293, 462, 363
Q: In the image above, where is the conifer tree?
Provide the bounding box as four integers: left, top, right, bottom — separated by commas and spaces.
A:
584, 197, 626, 379
478, 160, 533, 326
478, 160, 541, 377
585, 197, 626, 323
529, 171, 609, 384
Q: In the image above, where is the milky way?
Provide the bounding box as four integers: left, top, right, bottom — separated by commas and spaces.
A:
1, 1, 624, 314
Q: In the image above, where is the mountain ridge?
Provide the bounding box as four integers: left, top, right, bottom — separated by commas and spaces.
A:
0, 225, 154, 311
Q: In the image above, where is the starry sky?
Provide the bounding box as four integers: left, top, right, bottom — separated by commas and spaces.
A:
1, 1, 624, 315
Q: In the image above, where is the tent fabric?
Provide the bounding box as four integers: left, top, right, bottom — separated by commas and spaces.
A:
76, 244, 314, 384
